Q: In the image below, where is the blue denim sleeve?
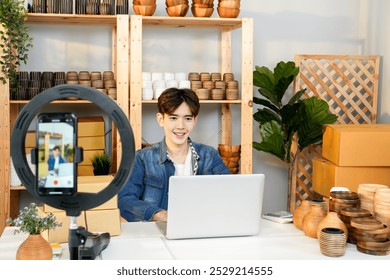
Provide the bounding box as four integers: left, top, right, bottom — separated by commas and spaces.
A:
211, 147, 231, 174
118, 153, 163, 222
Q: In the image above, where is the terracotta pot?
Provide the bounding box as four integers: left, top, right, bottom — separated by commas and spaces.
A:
293, 200, 312, 230
16, 234, 53, 260
317, 211, 348, 240
302, 205, 327, 238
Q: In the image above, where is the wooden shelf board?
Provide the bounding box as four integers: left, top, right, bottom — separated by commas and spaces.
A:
140, 16, 243, 29
10, 100, 92, 104
26, 13, 117, 25
26, 14, 243, 29
142, 99, 242, 104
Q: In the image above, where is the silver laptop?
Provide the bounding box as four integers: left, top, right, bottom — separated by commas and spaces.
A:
157, 174, 265, 240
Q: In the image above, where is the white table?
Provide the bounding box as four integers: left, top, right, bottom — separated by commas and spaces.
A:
1, 219, 389, 260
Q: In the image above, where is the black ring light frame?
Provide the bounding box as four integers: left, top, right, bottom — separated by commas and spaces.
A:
11, 85, 135, 217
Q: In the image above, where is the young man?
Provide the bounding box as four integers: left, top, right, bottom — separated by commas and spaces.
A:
118, 88, 230, 222
47, 145, 65, 176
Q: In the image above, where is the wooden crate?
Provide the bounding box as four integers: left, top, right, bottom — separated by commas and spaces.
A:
290, 54, 380, 210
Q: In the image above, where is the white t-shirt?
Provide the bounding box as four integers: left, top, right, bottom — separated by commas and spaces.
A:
174, 146, 193, 176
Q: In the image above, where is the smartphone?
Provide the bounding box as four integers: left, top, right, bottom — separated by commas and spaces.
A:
36, 112, 77, 196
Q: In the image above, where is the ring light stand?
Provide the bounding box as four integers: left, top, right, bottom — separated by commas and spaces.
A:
10, 85, 135, 259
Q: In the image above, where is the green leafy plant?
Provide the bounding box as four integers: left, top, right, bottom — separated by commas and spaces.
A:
6, 203, 62, 235
252, 61, 338, 164
0, 0, 33, 97
91, 153, 112, 175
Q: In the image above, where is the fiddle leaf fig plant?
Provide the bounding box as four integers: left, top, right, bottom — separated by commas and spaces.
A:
0, 0, 33, 96
252, 61, 337, 164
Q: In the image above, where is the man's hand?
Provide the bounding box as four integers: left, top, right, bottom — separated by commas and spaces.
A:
152, 210, 168, 222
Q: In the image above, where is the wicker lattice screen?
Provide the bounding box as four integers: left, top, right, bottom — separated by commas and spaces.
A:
290, 54, 380, 210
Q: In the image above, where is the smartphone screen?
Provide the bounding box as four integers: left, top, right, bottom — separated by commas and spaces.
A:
36, 112, 77, 195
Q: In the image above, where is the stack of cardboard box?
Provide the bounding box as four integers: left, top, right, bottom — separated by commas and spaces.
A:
313, 124, 390, 196
39, 175, 121, 243
77, 116, 106, 176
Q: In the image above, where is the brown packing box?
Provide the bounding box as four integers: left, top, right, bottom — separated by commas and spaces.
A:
78, 165, 94, 176
43, 175, 116, 213
85, 208, 121, 236
312, 158, 390, 196
322, 124, 390, 166
77, 117, 105, 137
38, 208, 86, 244
39, 209, 121, 243
79, 150, 105, 166
78, 136, 105, 150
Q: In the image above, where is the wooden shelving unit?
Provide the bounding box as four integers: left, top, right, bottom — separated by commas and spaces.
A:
129, 15, 254, 174
0, 14, 254, 234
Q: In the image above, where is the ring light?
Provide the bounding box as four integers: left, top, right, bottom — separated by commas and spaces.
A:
11, 85, 135, 217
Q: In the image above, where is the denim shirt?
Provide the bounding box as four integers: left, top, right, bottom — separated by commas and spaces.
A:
118, 138, 230, 222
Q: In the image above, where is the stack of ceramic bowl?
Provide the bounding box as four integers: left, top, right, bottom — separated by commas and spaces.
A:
374, 188, 390, 226
319, 227, 347, 257
329, 190, 360, 215
191, 0, 214, 17
217, 0, 240, 18
358, 183, 389, 217
133, 0, 157, 16
166, 0, 189, 17
349, 216, 390, 255
339, 207, 372, 244
218, 144, 241, 174
226, 80, 238, 100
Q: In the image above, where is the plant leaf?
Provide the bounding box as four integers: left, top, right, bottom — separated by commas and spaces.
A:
274, 61, 299, 83
253, 107, 281, 125
297, 97, 338, 149
253, 67, 279, 106
288, 88, 306, 105
252, 96, 280, 114
253, 121, 286, 161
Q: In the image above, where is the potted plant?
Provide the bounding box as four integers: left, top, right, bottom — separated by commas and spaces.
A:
6, 202, 62, 259
252, 61, 337, 210
0, 0, 33, 98
91, 152, 112, 175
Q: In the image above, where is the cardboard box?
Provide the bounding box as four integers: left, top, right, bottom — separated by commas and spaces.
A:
78, 136, 105, 150
79, 149, 105, 166
38, 208, 86, 244
77, 117, 105, 137
312, 158, 390, 196
322, 124, 390, 166
85, 208, 121, 236
43, 176, 116, 213
78, 165, 94, 176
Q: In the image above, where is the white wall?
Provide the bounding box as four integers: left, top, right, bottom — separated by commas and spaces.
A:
20, 0, 389, 213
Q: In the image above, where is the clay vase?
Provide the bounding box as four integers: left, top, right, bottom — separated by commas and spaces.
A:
302, 205, 327, 238
16, 234, 53, 260
293, 200, 312, 230
316, 211, 348, 240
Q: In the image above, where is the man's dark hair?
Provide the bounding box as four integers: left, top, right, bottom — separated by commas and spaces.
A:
52, 145, 61, 151
157, 88, 200, 117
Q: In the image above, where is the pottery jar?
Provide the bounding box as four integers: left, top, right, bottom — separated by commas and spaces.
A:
293, 200, 312, 230
302, 205, 327, 238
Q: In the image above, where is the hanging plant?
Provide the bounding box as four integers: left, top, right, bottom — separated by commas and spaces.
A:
0, 0, 33, 98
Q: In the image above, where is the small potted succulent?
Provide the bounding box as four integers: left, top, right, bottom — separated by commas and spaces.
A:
91, 152, 112, 176
6, 202, 62, 259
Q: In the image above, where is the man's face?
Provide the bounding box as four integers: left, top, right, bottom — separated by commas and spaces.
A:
157, 102, 197, 149
52, 149, 60, 157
